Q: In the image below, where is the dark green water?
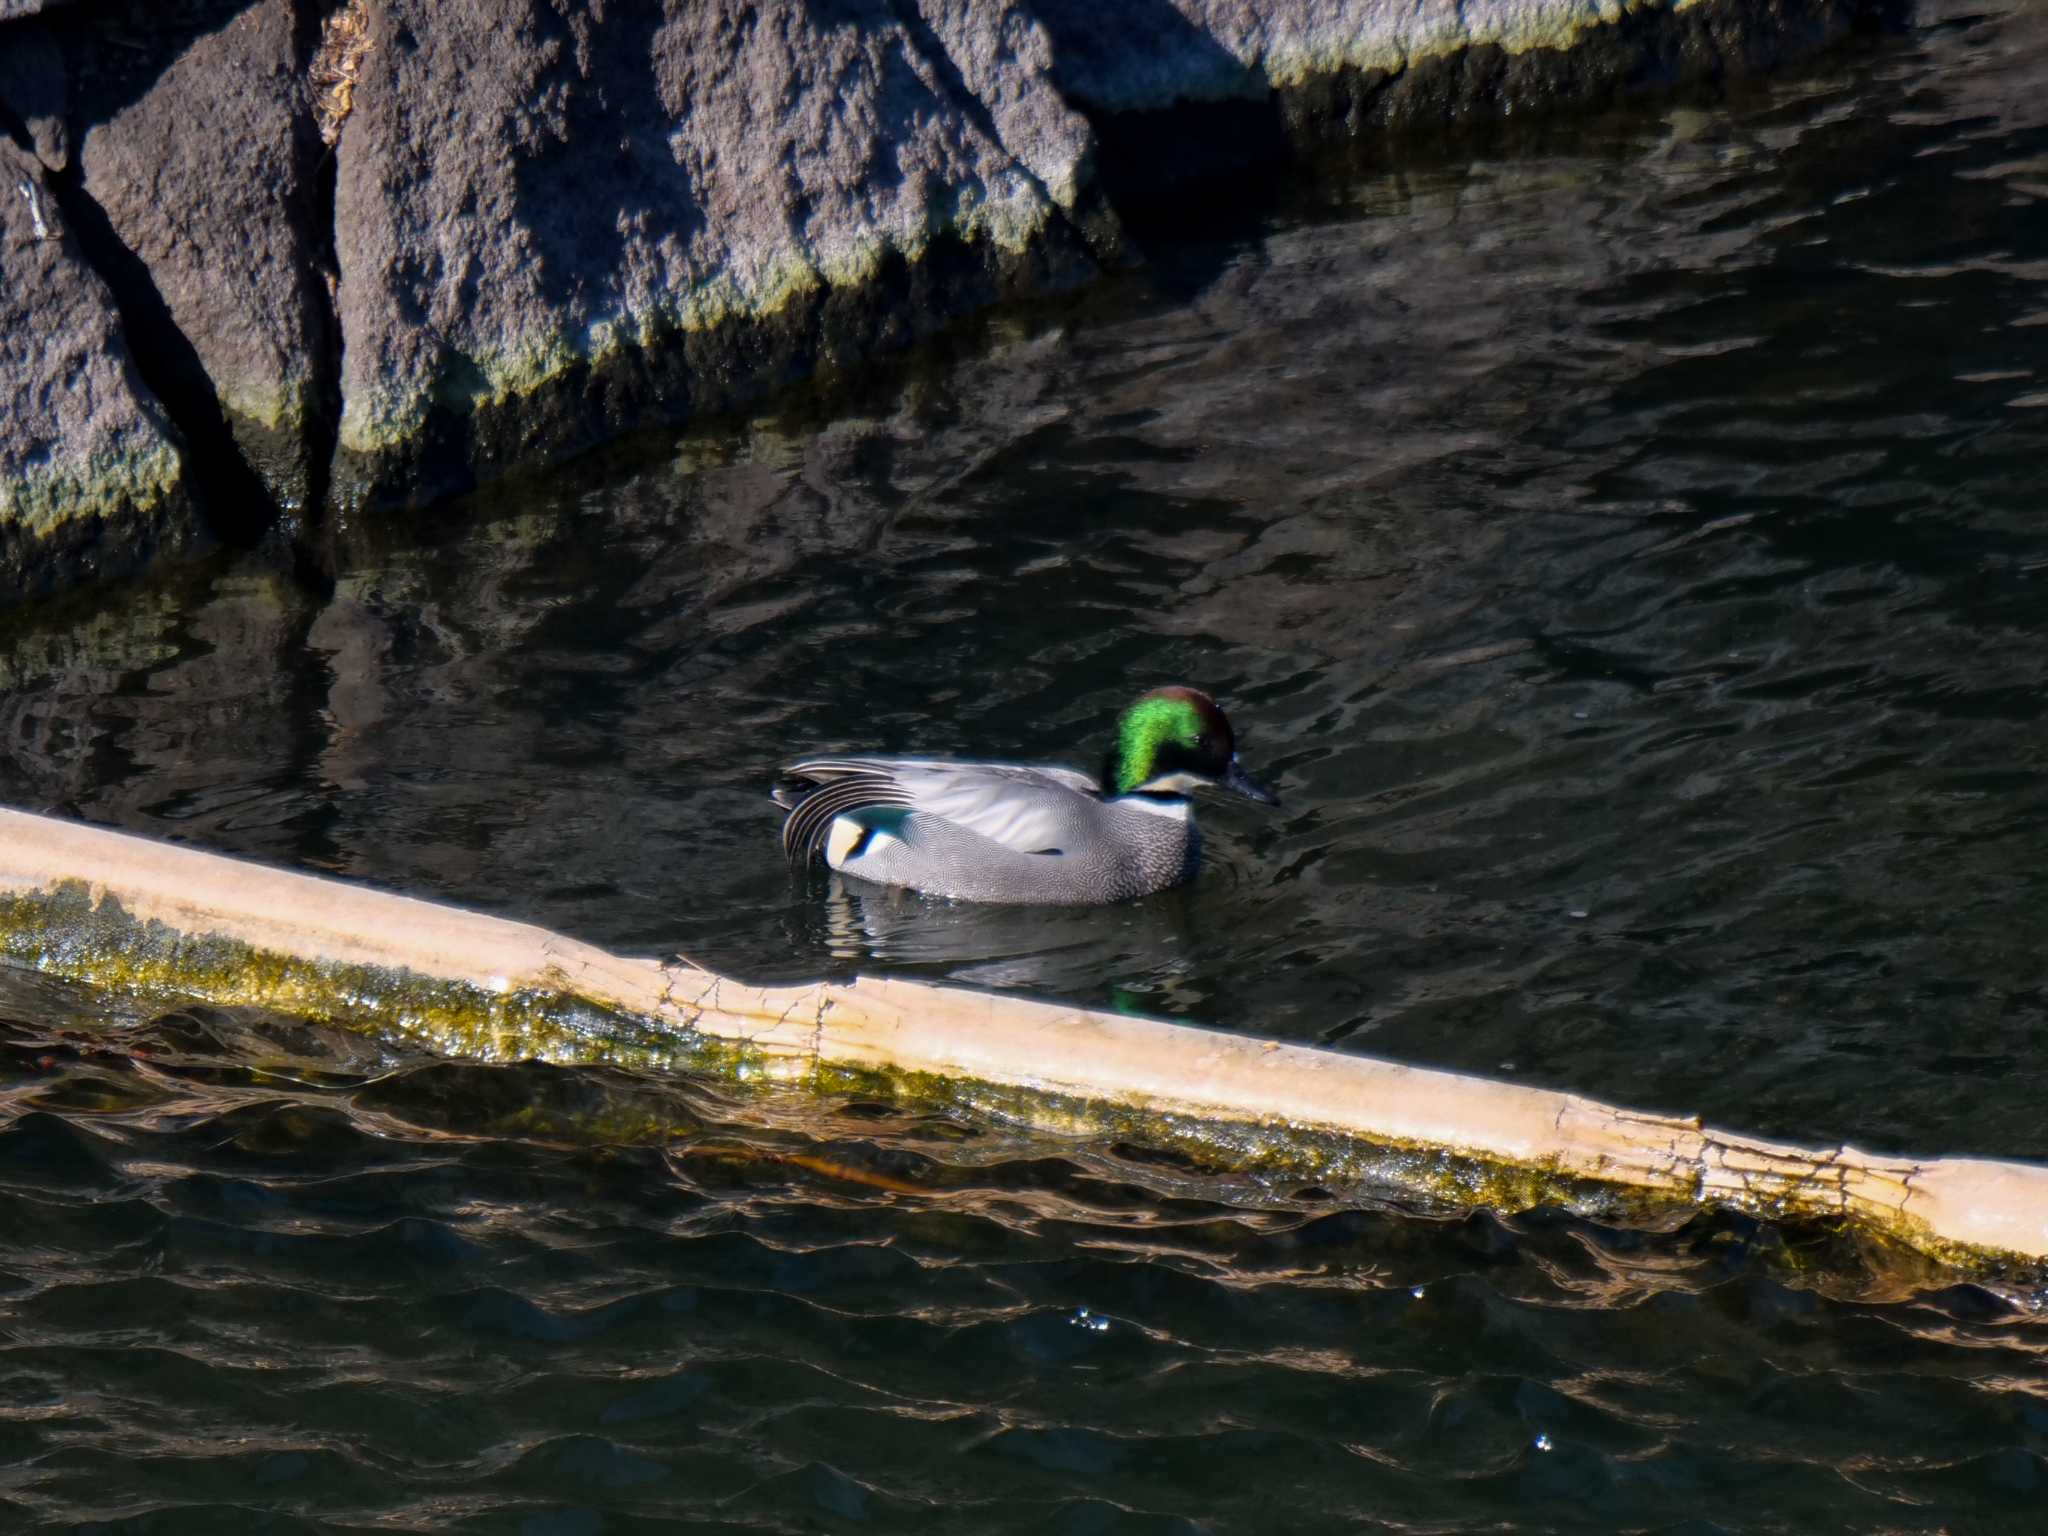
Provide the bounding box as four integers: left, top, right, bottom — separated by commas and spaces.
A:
7, 2, 2048, 1528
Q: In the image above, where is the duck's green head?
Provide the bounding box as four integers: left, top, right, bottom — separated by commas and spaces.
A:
1104, 686, 1280, 805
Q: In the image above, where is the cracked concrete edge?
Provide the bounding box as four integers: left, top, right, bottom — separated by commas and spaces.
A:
1, 802, 2040, 1270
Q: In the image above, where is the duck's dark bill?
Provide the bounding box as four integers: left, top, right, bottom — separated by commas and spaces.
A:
1222, 759, 1280, 807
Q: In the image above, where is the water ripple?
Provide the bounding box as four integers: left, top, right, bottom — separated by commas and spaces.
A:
0, 982, 2045, 1528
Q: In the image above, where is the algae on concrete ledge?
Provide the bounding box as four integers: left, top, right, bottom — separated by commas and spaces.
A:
0, 875, 1667, 1240
5, 798, 2035, 1280
0, 881, 712, 1077
5, 874, 1973, 1276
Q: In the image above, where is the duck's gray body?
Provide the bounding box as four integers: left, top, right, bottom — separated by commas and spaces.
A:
775, 757, 1201, 905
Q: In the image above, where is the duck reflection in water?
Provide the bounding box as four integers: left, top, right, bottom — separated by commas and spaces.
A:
809, 872, 1213, 1008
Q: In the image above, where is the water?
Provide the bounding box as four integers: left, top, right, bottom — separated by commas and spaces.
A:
6, 3, 2048, 1527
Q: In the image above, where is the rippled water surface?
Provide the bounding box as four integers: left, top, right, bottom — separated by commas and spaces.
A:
7, 3, 2048, 1528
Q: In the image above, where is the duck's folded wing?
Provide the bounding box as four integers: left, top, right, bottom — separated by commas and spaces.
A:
777, 758, 1099, 866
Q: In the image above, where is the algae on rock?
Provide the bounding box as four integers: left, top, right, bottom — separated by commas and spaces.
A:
0, 141, 195, 594
0, 0, 1896, 587
329, 0, 1102, 508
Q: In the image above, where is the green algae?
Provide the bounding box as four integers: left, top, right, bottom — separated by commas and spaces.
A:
1255, 0, 1663, 87
0, 437, 185, 538
217, 369, 316, 440
802, 1054, 1677, 1229
0, 881, 715, 1076
336, 190, 1055, 460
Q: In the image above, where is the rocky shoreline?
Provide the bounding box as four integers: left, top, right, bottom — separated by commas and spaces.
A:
0, 0, 1897, 599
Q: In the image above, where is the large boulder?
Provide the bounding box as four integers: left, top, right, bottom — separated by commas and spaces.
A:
1027, 0, 1891, 197
0, 0, 1892, 590
0, 140, 196, 595
72, 0, 331, 516
330, 0, 1104, 509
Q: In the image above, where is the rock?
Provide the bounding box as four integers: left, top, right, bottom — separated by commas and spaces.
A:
1029, 0, 1270, 114
0, 19, 70, 171
2, 0, 1895, 594
907, 1, 1102, 221
74, 0, 332, 515
0, 140, 196, 597
1035, 0, 1863, 111
1027, 0, 1894, 194
330, 0, 1103, 509
1266, 0, 1895, 142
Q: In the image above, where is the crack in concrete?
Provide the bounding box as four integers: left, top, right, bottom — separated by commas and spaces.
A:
770, 994, 806, 1051
691, 973, 724, 1030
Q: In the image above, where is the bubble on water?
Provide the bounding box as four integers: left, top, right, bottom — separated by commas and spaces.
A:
1069, 1307, 1110, 1333
1533, 1433, 1554, 1452
1409, 1286, 1425, 1300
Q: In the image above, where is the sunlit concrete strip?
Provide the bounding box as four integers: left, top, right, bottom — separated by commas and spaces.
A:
0, 804, 2042, 1272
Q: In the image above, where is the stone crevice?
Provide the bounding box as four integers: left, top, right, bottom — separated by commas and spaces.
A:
0, 0, 353, 577
34, 143, 285, 549
291, 0, 347, 589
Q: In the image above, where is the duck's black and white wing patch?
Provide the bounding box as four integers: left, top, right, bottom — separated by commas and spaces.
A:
775, 759, 918, 868
774, 758, 1100, 869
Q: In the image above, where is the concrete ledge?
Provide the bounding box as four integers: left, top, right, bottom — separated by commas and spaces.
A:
2, 803, 2042, 1276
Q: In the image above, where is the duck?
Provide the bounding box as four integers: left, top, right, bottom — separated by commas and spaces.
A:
772, 686, 1279, 905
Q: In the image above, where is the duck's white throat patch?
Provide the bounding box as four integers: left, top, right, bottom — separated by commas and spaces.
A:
1120, 794, 1192, 821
